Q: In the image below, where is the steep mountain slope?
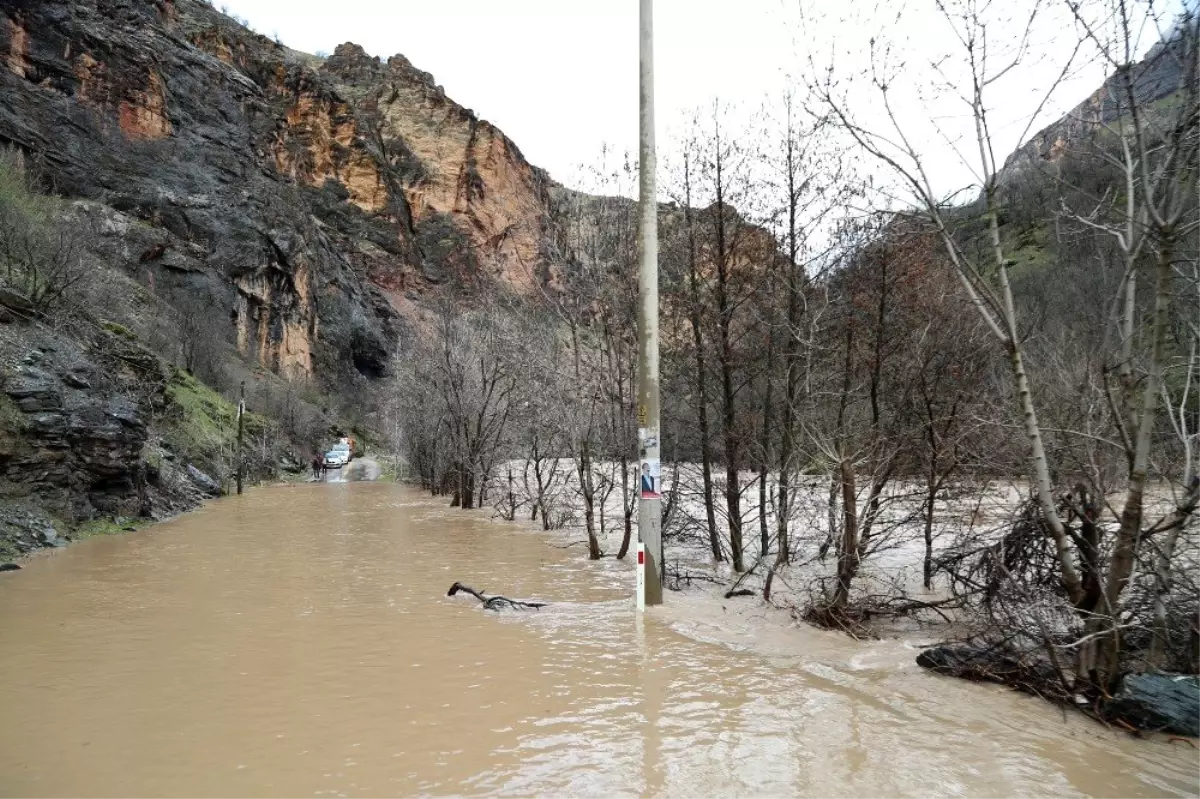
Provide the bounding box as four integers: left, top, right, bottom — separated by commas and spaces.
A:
0, 0, 566, 551
0, 0, 558, 382
1002, 23, 1190, 176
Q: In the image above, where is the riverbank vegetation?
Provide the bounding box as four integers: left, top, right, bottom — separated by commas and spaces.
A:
388, 0, 1199, 725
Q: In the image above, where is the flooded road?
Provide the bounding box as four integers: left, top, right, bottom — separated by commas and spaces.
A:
0, 483, 1195, 798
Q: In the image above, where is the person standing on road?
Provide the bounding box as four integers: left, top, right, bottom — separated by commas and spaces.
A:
311, 454, 322, 480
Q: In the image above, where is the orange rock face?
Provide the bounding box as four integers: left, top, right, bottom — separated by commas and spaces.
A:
2, 1, 568, 386
374, 89, 547, 291
73, 51, 172, 140
274, 91, 386, 212
4, 16, 28, 78
234, 269, 318, 380
319, 47, 555, 296
118, 69, 172, 140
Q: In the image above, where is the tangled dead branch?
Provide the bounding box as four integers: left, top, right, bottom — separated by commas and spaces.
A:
447, 581, 547, 611
937, 499, 1066, 608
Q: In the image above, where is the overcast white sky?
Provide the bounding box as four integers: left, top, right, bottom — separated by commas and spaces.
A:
217, 0, 1170, 201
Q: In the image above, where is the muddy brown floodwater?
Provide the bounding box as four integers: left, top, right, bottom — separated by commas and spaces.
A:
0, 483, 1196, 798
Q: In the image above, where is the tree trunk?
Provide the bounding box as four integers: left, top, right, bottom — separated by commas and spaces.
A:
528, 453, 542, 523
578, 438, 601, 560
1185, 609, 1195, 671
476, 467, 488, 509
540, 459, 557, 530
568, 320, 600, 559
832, 459, 858, 609
775, 97, 801, 571
758, 326, 776, 559
857, 468, 890, 562
758, 467, 769, 559
725, 450, 744, 572
1148, 524, 1181, 668
712, 150, 743, 572
683, 153, 722, 563
1089, 240, 1176, 690
504, 465, 516, 521
776, 289, 800, 567
617, 455, 633, 559
697, 359, 721, 562
979, 184, 1083, 603
820, 471, 838, 562
923, 466, 937, 590
776, 438, 794, 567
461, 467, 476, 510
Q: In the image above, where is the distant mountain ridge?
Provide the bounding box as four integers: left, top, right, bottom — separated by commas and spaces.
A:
1002, 19, 1191, 177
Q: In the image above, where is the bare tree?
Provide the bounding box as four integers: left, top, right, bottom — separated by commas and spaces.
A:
0, 150, 87, 312
672, 144, 723, 562
813, 0, 1199, 691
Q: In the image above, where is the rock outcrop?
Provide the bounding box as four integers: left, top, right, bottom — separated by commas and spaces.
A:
0, 0, 562, 389
0, 307, 221, 562
1001, 22, 1189, 179
0, 323, 159, 521
315, 45, 556, 293
1106, 673, 1200, 737
916, 643, 1062, 692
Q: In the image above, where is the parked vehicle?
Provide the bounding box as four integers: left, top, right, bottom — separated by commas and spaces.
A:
324, 442, 351, 468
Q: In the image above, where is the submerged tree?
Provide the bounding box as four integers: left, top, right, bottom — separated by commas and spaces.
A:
812, 0, 1199, 692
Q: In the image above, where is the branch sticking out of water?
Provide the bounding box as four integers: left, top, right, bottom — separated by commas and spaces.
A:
447, 582, 547, 611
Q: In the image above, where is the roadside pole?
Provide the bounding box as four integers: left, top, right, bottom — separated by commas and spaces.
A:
636, 0, 663, 608
636, 542, 646, 611
236, 380, 245, 495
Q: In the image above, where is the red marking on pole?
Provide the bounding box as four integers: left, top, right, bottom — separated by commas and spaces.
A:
637, 550, 645, 565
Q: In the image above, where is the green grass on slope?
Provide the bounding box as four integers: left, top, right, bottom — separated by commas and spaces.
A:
72, 516, 155, 541
1003, 223, 1052, 279
162, 368, 272, 479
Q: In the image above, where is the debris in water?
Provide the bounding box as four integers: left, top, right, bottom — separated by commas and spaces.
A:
447, 581, 546, 611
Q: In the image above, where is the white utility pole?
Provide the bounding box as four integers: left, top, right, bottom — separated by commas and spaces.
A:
636, 0, 663, 608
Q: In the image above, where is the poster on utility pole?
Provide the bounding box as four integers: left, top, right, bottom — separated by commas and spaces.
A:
639, 428, 660, 499
639, 459, 660, 499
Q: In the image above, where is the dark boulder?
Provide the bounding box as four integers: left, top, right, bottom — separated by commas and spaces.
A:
916, 644, 1059, 689
0, 563, 20, 571
0, 289, 37, 317
1106, 673, 1199, 737
0, 504, 64, 557
185, 464, 221, 496
62, 372, 91, 389
918, 644, 1006, 677
6, 369, 63, 413
278, 452, 303, 474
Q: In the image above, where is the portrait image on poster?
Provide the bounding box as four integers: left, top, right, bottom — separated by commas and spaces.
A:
640, 458, 661, 499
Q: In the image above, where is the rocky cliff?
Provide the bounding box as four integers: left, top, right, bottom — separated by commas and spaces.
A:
0, 0, 566, 554
1001, 23, 1189, 177
0, 0, 560, 385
